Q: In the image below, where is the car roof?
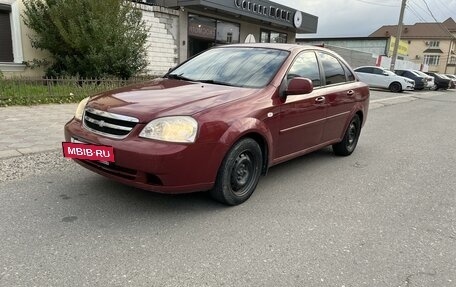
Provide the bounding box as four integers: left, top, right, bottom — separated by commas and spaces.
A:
220, 43, 329, 53
355, 66, 384, 69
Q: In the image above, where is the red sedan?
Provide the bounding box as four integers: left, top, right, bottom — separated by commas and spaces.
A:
64, 44, 370, 205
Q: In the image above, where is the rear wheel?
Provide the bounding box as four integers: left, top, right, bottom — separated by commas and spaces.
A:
333, 114, 361, 156
389, 82, 402, 93
210, 138, 263, 205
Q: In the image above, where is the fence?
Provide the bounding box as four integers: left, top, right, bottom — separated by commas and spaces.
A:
0, 76, 157, 106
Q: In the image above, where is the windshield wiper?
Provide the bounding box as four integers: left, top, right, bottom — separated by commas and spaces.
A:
197, 80, 236, 87
165, 73, 193, 81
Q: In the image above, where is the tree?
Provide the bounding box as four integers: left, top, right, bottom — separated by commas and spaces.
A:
23, 0, 149, 79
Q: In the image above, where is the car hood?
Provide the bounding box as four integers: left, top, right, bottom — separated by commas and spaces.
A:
86, 78, 258, 123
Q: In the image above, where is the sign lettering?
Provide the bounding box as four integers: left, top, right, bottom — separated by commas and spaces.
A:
62, 142, 115, 162
234, 0, 292, 23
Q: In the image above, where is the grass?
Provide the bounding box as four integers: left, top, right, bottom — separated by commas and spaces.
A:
0, 77, 151, 107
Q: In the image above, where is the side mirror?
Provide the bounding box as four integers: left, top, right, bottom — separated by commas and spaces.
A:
285, 77, 314, 96
383, 72, 389, 76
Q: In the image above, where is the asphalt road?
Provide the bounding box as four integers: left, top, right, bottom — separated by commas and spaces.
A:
1, 90, 455, 287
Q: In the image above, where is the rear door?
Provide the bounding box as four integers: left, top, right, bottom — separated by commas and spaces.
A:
316, 51, 357, 142
355, 67, 377, 87
371, 67, 391, 88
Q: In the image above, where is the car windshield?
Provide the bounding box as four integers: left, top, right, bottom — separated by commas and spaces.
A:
167, 47, 290, 88
414, 70, 432, 78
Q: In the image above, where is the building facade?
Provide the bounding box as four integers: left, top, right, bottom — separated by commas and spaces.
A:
0, 0, 318, 77
370, 18, 456, 74
0, 0, 50, 76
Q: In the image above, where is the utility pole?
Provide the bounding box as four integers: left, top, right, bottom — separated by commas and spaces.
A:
390, 0, 407, 71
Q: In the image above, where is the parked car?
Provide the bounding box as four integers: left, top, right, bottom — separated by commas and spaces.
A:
413, 70, 435, 89
394, 69, 426, 90
63, 44, 370, 205
445, 74, 456, 89
354, 66, 415, 92
425, 72, 450, 90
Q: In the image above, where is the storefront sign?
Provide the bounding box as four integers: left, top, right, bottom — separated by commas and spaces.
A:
388, 36, 409, 56
234, 0, 294, 26
169, 0, 318, 33
189, 22, 216, 39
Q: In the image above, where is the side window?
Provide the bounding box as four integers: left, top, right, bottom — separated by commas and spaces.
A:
343, 64, 355, 82
317, 52, 347, 85
287, 51, 321, 87
373, 68, 385, 75
356, 67, 373, 73
405, 71, 413, 78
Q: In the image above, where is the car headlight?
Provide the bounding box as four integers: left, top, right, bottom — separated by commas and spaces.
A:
139, 116, 198, 143
74, 97, 90, 121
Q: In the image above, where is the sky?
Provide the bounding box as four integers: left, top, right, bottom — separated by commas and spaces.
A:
273, 0, 456, 38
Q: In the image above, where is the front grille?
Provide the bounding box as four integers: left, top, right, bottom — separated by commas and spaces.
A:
83, 107, 139, 139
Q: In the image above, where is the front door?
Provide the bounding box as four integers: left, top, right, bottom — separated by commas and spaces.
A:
276, 51, 327, 159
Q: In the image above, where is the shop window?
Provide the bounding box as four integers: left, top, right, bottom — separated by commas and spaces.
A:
260, 29, 287, 43
424, 55, 440, 66
216, 20, 239, 44
188, 14, 239, 57
188, 14, 216, 40
0, 6, 13, 62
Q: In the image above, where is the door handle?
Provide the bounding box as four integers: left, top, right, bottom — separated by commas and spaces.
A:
315, 96, 326, 103
347, 90, 355, 96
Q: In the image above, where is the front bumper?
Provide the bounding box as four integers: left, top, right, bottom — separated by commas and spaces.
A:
403, 84, 414, 91
64, 119, 226, 194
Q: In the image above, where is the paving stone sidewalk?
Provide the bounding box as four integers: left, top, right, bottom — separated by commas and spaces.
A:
0, 103, 77, 159
0, 89, 453, 160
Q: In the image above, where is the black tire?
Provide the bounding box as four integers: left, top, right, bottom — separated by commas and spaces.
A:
210, 138, 263, 206
333, 114, 362, 156
389, 82, 402, 93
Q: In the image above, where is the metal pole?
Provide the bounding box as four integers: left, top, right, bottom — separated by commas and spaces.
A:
390, 0, 407, 71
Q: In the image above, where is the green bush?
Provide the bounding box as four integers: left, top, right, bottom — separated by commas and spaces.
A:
23, 0, 149, 79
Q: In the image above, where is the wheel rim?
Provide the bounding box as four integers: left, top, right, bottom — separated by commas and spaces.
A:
347, 120, 359, 149
392, 83, 400, 92
230, 152, 254, 196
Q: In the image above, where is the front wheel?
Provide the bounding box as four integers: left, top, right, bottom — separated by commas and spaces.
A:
333, 114, 362, 156
389, 82, 402, 93
210, 138, 263, 205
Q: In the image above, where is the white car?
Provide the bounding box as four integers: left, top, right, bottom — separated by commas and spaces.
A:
413, 70, 435, 89
354, 66, 415, 93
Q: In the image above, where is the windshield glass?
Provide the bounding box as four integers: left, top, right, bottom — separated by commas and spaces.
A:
414, 70, 430, 78
168, 47, 290, 88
